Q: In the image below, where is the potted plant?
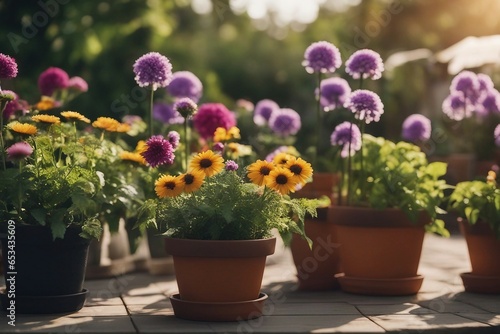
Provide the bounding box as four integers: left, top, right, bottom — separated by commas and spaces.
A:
448, 171, 500, 294
137, 139, 319, 321
299, 45, 451, 296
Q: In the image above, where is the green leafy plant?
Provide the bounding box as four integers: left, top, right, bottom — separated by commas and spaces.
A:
448, 172, 500, 238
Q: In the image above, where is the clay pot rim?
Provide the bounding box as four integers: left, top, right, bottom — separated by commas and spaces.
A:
164, 237, 276, 258
328, 205, 430, 228
458, 218, 500, 238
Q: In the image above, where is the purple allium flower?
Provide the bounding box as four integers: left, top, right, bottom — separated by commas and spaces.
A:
153, 102, 184, 124
495, 124, 500, 147
133, 52, 173, 91
167, 71, 203, 103
268, 108, 301, 136
450, 71, 482, 105
212, 142, 225, 153
253, 99, 279, 126
68, 76, 88, 92
302, 41, 342, 74
225, 160, 239, 171
477, 73, 494, 92
401, 114, 432, 142
192, 103, 236, 140
344, 89, 384, 124
38, 67, 69, 96
141, 135, 175, 168
173, 97, 198, 118
6, 141, 33, 161
330, 122, 362, 158
345, 49, 384, 80
0, 53, 18, 79
167, 131, 180, 150
478, 89, 500, 115
319, 77, 351, 111
442, 92, 473, 121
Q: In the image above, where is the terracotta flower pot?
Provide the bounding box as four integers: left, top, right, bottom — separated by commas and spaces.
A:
459, 219, 500, 294
296, 172, 339, 202
290, 207, 341, 290
164, 237, 276, 321
330, 206, 428, 295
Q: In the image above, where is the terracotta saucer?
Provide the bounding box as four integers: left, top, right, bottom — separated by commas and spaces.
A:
0, 289, 88, 314
169, 293, 268, 322
335, 273, 424, 296
460, 272, 500, 294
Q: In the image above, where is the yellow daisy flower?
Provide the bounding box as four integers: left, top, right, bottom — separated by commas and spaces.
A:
8, 122, 37, 135
285, 157, 313, 186
213, 127, 228, 142
92, 117, 120, 131
267, 167, 298, 195
35, 96, 58, 111
189, 150, 224, 177
213, 126, 241, 142
135, 140, 147, 153
120, 151, 147, 165
155, 175, 183, 198
273, 152, 293, 166
247, 160, 275, 186
116, 123, 131, 133
60, 111, 91, 123
180, 170, 205, 193
227, 126, 241, 140
31, 114, 61, 124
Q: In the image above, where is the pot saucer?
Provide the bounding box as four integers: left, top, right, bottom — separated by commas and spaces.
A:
460, 272, 500, 294
0, 289, 88, 314
335, 273, 424, 296
169, 292, 268, 321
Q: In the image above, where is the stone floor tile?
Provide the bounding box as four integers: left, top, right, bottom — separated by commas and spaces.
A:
458, 313, 500, 326
357, 303, 436, 316
369, 313, 490, 332
271, 302, 360, 316
131, 315, 214, 333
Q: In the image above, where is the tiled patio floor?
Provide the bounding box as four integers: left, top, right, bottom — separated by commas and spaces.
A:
1, 234, 499, 333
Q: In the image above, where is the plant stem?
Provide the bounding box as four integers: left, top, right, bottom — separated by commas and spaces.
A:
149, 88, 154, 137
346, 122, 353, 206
314, 72, 322, 172
0, 100, 7, 170
183, 116, 190, 171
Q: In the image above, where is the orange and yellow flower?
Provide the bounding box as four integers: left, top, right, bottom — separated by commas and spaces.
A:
35, 96, 59, 111
273, 152, 293, 166
120, 151, 147, 165
60, 111, 91, 123
8, 122, 37, 135
92, 117, 121, 131
247, 160, 275, 186
213, 126, 240, 142
267, 167, 297, 195
189, 150, 224, 177
155, 174, 183, 198
31, 114, 61, 124
180, 170, 205, 193
285, 157, 313, 186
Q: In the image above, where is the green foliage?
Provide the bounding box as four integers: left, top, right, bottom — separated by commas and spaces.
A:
448, 179, 500, 238
144, 169, 319, 242
347, 134, 451, 236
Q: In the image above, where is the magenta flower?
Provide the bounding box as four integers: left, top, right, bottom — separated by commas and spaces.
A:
253, 99, 279, 126
38, 67, 69, 96
268, 108, 301, 136
153, 102, 184, 124
167, 131, 181, 150
167, 71, 203, 103
319, 77, 351, 111
212, 142, 225, 153
495, 124, 500, 147
192, 103, 236, 140
302, 41, 342, 74
0, 53, 18, 79
401, 114, 432, 142
225, 160, 239, 171
345, 49, 384, 80
6, 142, 33, 161
133, 52, 173, 91
141, 135, 175, 167
330, 122, 362, 158
345, 90, 384, 124
1, 90, 28, 120
68, 76, 88, 92
173, 97, 198, 118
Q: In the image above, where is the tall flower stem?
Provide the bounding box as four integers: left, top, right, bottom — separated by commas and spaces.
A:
183, 117, 190, 170
314, 72, 323, 172
346, 122, 353, 206
149, 88, 154, 138
357, 77, 366, 201
0, 101, 7, 170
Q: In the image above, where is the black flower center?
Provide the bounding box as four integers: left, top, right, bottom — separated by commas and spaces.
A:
260, 167, 271, 176
289, 165, 302, 175
276, 174, 288, 185
184, 174, 194, 185
200, 158, 212, 168
165, 181, 176, 190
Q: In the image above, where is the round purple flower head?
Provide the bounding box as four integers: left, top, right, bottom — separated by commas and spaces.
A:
153, 102, 184, 124
319, 77, 351, 111
401, 114, 431, 142
253, 99, 279, 126
330, 122, 362, 158
212, 142, 225, 153
167, 71, 203, 103
477, 73, 494, 92
442, 92, 472, 121
6, 141, 33, 161
0, 53, 18, 79
302, 41, 342, 74
268, 108, 301, 136
345, 49, 384, 80
192, 103, 236, 140
167, 131, 181, 150
495, 124, 500, 147
450, 71, 480, 97
38, 67, 69, 96
68, 76, 88, 92
133, 52, 173, 91
141, 135, 175, 168
225, 160, 239, 171
478, 89, 500, 115
344, 90, 384, 124
174, 97, 198, 118
1, 90, 19, 120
